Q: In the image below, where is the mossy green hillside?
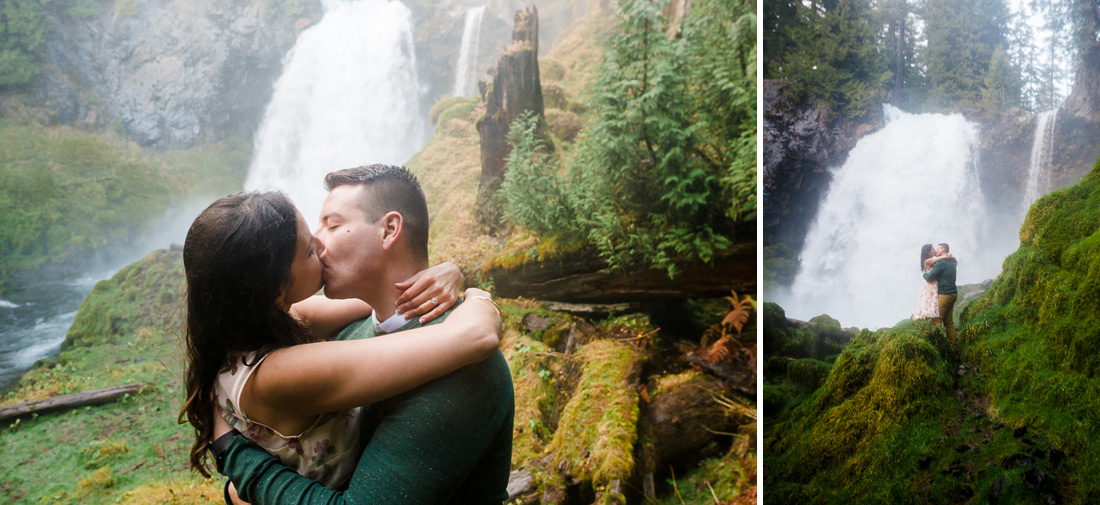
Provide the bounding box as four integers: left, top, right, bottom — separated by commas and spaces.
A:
767, 311, 1074, 504
960, 156, 1100, 502
0, 116, 248, 292
765, 321, 957, 503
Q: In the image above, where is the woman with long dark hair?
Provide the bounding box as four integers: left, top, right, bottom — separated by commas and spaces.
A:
179, 191, 500, 489
912, 243, 953, 320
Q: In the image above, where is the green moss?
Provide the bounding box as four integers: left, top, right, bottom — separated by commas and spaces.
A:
958, 156, 1100, 502
763, 383, 789, 415
79, 439, 130, 469
504, 334, 558, 468
766, 322, 956, 502
64, 250, 185, 352
656, 455, 755, 504
787, 358, 831, 392
763, 302, 848, 362
428, 96, 477, 126
545, 340, 643, 486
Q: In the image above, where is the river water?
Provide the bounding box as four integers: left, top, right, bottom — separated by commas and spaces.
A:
0, 274, 102, 393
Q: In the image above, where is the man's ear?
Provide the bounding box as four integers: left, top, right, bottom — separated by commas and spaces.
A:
379, 211, 404, 251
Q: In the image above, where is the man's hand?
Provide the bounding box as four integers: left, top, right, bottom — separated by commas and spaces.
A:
394, 262, 463, 323
226, 482, 251, 505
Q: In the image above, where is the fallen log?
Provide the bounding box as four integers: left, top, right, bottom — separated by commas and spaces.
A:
481, 241, 755, 303
0, 383, 148, 422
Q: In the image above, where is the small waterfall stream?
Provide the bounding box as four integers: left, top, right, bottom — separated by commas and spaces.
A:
453, 6, 486, 97
244, 0, 429, 221
1022, 109, 1058, 210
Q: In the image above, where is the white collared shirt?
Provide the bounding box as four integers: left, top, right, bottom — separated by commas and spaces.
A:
371, 311, 411, 334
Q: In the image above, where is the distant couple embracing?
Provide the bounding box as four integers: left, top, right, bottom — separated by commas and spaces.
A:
179, 164, 514, 504
913, 243, 959, 346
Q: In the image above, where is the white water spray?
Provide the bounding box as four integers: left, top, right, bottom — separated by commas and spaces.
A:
453, 6, 486, 97
244, 0, 428, 222
1022, 109, 1058, 210
775, 106, 1022, 329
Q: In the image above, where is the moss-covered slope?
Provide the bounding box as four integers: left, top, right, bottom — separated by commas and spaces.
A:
766, 156, 1100, 504
959, 155, 1100, 502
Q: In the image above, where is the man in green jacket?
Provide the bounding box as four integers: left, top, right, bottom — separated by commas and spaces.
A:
217, 164, 514, 504
923, 242, 958, 346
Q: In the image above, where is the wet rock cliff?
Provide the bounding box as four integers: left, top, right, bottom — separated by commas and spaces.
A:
34, 0, 320, 148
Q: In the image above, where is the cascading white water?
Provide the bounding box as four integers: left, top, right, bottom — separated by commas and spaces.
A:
775, 106, 1022, 329
244, 0, 428, 222
1022, 109, 1058, 210
453, 6, 487, 97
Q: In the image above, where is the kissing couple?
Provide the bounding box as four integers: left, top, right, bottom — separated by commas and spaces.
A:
913, 243, 959, 346
180, 164, 515, 504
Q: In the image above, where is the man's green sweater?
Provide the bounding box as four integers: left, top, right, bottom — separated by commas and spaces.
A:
221, 301, 515, 504
923, 258, 958, 295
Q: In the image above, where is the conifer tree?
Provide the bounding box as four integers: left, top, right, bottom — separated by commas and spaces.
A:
773, 0, 887, 117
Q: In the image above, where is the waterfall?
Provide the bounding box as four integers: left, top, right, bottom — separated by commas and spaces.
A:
453, 6, 486, 97
244, 0, 428, 222
1022, 109, 1058, 210
775, 105, 1020, 329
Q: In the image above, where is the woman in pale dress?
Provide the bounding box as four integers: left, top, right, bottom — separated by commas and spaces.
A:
913, 243, 954, 320
178, 191, 502, 493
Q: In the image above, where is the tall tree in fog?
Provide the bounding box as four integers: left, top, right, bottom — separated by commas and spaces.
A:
765, 0, 886, 117
876, 0, 926, 108
924, 0, 1012, 109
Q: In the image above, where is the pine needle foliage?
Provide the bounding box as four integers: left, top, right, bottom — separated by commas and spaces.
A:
499, 111, 578, 237
499, 0, 755, 277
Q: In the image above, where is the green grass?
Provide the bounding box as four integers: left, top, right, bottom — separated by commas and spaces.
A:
0, 249, 224, 504
0, 117, 248, 293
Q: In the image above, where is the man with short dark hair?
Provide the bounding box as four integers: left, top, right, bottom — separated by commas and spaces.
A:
924, 242, 958, 346
218, 164, 514, 503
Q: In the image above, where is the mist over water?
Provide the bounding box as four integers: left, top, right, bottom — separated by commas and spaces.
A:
773, 106, 1028, 329
454, 6, 487, 97
0, 199, 208, 393
245, 0, 429, 222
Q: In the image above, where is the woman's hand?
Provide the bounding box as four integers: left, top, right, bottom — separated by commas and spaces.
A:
445, 287, 502, 358
395, 262, 464, 324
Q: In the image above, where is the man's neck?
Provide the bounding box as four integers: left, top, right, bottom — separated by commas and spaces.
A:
363, 259, 429, 321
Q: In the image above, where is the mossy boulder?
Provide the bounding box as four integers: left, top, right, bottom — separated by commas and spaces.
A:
763, 302, 853, 364
62, 249, 184, 351
766, 323, 955, 503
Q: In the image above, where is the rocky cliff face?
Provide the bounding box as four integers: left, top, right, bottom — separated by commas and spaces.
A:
34, 0, 320, 148
762, 79, 881, 250
30, 0, 587, 150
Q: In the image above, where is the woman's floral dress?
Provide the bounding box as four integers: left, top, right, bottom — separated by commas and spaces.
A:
912, 266, 940, 320
215, 352, 360, 489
